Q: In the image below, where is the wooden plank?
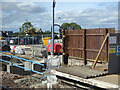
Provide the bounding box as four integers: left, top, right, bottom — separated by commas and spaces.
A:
86, 34, 104, 36
64, 28, 114, 62
69, 56, 105, 62
86, 49, 105, 52
67, 47, 83, 50
67, 48, 105, 52
92, 33, 109, 68
67, 34, 83, 36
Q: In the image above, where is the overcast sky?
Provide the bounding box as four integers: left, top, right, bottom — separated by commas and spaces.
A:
0, 0, 119, 32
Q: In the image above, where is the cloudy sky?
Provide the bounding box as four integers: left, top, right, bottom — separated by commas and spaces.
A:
0, 0, 119, 32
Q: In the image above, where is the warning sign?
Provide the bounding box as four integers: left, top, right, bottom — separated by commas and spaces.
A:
117, 46, 120, 55
109, 48, 116, 53
109, 36, 117, 44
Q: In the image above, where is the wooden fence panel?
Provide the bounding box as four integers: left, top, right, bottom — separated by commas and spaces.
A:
85, 28, 107, 62
63, 28, 115, 64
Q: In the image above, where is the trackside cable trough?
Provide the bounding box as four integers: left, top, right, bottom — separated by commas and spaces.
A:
1, 53, 44, 66
0, 59, 44, 75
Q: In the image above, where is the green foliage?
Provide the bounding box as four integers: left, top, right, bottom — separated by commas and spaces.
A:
13, 32, 26, 37
43, 30, 58, 34
13, 32, 19, 36
13, 30, 58, 37
22, 22, 33, 32
61, 22, 81, 30
44, 30, 51, 34
61, 23, 70, 30
19, 27, 22, 32
17, 21, 59, 36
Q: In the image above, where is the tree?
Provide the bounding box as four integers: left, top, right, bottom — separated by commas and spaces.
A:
22, 22, 33, 33
61, 22, 81, 30
22, 22, 38, 35
19, 27, 22, 33
13, 32, 26, 37
61, 23, 70, 30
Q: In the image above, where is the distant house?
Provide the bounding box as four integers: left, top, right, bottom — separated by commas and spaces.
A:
115, 30, 120, 33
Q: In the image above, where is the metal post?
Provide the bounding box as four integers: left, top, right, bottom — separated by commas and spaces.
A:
51, 0, 56, 55
32, 35, 34, 57
18, 28, 20, 45
18, 35, 19, 45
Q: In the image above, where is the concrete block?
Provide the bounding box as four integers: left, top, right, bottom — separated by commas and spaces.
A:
7, 63, 33, 75
47, 56, 61, 69
24, 62, 32, 71
7, 64, 11, 73
10, 64, 24, 75
33, 64, 43, 72
25, 51, 32, 55
68, 58, 84, 66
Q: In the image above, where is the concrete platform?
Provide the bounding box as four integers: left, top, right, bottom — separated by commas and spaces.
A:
56, 66, 108, 79
93, 74, 120, 85
51, 65, 119, 89
51, 69, 119, 89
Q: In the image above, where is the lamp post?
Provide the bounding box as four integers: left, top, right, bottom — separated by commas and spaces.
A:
58, 17, 61, 25
51, 0, 56, 55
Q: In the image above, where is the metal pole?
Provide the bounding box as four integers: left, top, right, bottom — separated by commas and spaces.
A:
18, 28, 20, 45
32, 35, 34, 57
18, 35, 19, 45
51, 0, 55, 55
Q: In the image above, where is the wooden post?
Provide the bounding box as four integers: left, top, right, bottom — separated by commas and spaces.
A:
62, 29, 66, 66
83, 29, 87, 65
105, 28, 108, 63
92, 33, 109, 68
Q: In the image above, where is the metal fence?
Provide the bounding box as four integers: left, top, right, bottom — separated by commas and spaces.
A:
62, 28, 115, 64
3, 34, 59, 45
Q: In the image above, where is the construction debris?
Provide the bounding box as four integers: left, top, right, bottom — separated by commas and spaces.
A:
0, 45, 11, 51
15, 46, 25, 55
1, 71, 27, 88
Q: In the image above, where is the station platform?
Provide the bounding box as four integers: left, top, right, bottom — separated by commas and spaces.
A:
51, 65, 119, 89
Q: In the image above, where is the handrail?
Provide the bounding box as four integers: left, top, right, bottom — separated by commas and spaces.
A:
0, 59, 44, 75
1, 53, 44, 66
